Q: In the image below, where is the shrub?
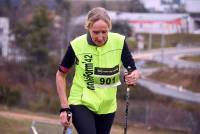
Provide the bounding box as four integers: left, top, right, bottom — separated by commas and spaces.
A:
0, 85, 22, 106
7, 90, 22, 106
0, 85, 10, 103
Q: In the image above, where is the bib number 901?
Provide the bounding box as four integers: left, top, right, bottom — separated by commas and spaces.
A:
100, 77, 115, 85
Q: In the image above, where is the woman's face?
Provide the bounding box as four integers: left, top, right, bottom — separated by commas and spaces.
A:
89, 20, 109, 47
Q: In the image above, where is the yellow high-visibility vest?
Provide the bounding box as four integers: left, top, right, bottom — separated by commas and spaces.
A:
69, 32, 125, 114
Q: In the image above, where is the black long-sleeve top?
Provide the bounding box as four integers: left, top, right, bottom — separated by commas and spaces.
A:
59, 33, 136, 73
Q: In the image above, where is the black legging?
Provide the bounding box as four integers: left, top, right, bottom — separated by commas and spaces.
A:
70, 105, 115, 134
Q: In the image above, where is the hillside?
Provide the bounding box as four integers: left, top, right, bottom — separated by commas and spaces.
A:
148, 67, 200, 93
0, 50, 200, 134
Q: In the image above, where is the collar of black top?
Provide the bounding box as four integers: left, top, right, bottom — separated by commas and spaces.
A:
87, 32, 96, 46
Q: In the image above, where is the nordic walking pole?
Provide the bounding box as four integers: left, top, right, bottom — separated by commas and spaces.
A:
63, 127, 67, 134
124, 66, 133, 134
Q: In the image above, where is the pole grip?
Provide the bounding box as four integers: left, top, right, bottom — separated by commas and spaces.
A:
127, 66, 133, 75
126, 66, 134, 87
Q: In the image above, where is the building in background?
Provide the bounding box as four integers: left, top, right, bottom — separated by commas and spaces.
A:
71, 11, 194, 34
184, 0, 200, 32
0, 17, 10, 58
0, 17, 24, 61
184, 0, 200, 13
141, 0, 184, 12
111, 12, 193, 34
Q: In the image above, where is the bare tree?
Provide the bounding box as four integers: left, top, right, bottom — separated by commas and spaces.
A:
128, 0, 148, 12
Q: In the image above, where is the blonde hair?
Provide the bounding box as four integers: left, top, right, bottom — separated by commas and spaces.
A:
84, 7, 112, 30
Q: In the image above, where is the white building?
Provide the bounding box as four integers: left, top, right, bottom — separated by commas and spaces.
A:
141, 0, 200, 14
0, 17, 10, 58
141, 0, 183, 12
184, 0, 200, 13
111, 12, 193, 34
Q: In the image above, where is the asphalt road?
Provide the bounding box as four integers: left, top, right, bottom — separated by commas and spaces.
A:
153, 47, 200, 69
133, 46, 200, 103
138, 77, 200, 103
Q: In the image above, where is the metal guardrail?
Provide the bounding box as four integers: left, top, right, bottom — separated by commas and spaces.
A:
30, 121, 38, 134
30, 120, 74, 134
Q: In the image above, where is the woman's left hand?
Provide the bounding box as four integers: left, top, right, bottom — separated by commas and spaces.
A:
124, 70, 140, 85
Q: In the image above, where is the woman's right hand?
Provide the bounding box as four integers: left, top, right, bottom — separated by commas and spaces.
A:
60, 111, 72, 127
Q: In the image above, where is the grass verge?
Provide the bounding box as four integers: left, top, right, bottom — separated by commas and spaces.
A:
181, 55, 200, 62
0, 115, 31, 134
0, 110, 187, 134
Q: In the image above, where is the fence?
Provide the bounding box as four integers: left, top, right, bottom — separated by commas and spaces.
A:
115, 100, 199, 134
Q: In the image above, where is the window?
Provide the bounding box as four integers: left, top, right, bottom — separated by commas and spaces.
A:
0, 28, 3, 34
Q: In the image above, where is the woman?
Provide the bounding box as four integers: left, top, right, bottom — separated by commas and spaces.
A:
56, 7, 140, 134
